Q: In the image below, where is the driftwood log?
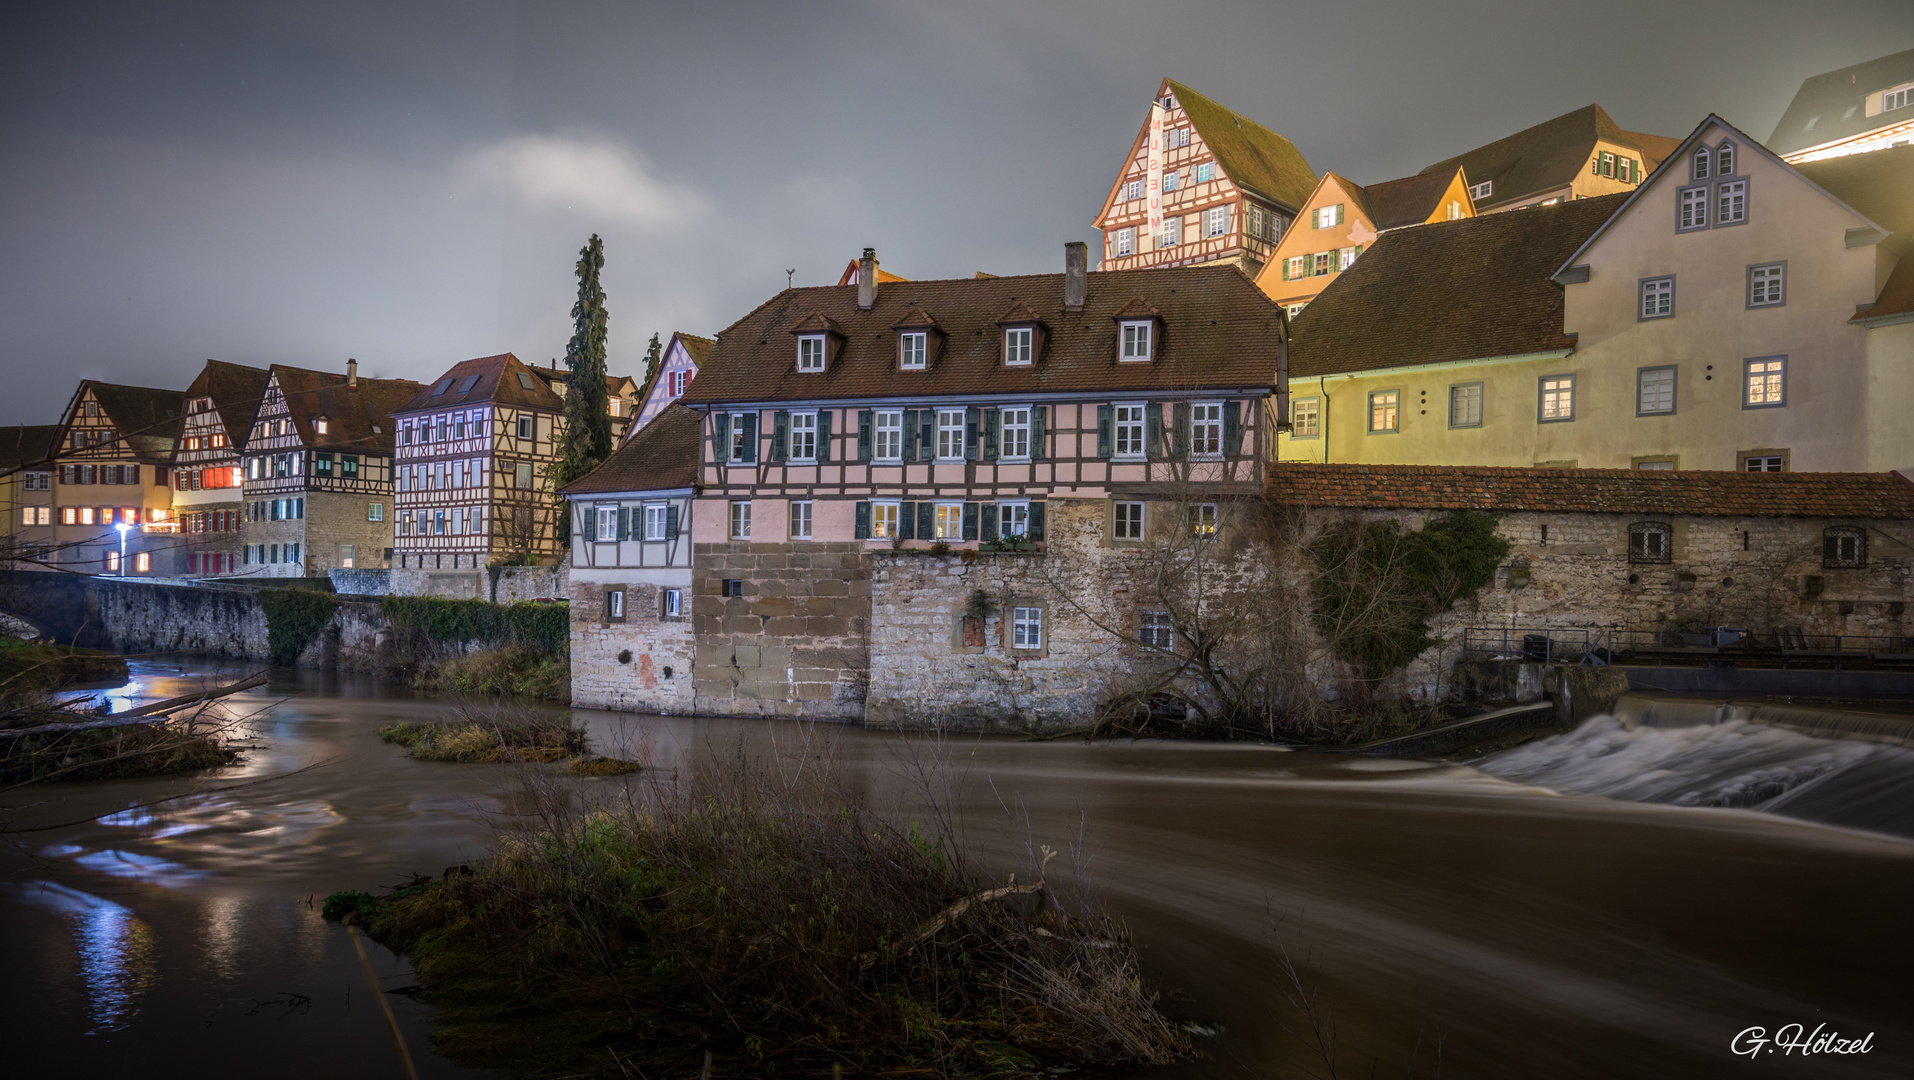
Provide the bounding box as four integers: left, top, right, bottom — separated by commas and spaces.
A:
0, 671, 269, 738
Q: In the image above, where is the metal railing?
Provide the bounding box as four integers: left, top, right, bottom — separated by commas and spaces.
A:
1462, 626, 1914, 666
1460, 627, 1610, 665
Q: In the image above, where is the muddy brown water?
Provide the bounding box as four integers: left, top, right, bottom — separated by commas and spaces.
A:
2, 660, 1910, 1078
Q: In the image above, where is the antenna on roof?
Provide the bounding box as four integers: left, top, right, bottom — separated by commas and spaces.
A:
786, 269, 795, 288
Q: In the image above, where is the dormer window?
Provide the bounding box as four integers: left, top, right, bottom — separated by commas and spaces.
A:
1120, 321, 1153, 361
1004, 328, 1033, 366
1715, 141, 1736, 176
1692, 146, 1711, 181
900, 332, 927, 370
314, 417, 330, 435
1887, 87, 1911, 112
1469, 180, 1492, 201
797, 335, 826, 372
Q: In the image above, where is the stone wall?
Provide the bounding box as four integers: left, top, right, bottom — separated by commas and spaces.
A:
691, 541, 869, 719
568, 568, 695, 714
491, 563, 565, 604
329, 568, 392, 595
387, 562, 566, 603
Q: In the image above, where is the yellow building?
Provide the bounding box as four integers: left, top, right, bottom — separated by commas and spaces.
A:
1253, 167, 1474, 318
1, 425, 59, 564
46, 381, 184, 575
1421, 104, 1676, 214
1276, 117, 1913, 475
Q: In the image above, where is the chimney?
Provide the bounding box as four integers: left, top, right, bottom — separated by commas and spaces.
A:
346, 358, 358, 389
1063, 241, 1087, 312
857, 247, 876, 310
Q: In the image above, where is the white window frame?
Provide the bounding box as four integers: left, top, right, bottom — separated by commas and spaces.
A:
933, 502, 964, 540
1678, 186, 1709, 230
1011, 606, 1043, 650
730, 499, 752, 539
789, 500, 812, 540
644, 503, 668, 541
1191, 503, 1219, 539
899, 332, 927, 370
789, 411, 819, 462
1368, 390, 1399, 433
1204, 205, 1228, 238
1291, 397, 1320, 438
1469, 180, 1492, 200
607, 589, 625, 620
1115, 226, 1136, 257
797, 334, 826, 372
1637, 366, 1677, 416
998, 499, 1030, 540
1120, 321, 1152, 361
1640, 276, 1674, 320
670, 369, 689, 397
999, 407, 1031, 461
870, 500, 900, 540
1539, 375, 1575, 423
1113, 500, 1145, 541
936, 408, 966, 460
1749, 263, 1786, 308
661, 588, 682, 617
1190, 401, 1223, 458
1113, 403, 1147, 459
1004, 327, 1033, 366
1195, 162, 1213, 183
1717, 178, 1748, 225
874, 409, 904, 462
1448, 383, 1483, 428
1159, 215, 1181, 248
1314, 204, 1343, 229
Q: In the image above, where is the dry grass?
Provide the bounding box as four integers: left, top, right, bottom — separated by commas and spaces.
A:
379, 709, 588, 764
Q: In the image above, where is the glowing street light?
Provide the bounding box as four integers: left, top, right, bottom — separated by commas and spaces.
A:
116, 522, 129, 578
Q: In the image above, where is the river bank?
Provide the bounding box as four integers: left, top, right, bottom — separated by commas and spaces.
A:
1, 660, 1910, 1078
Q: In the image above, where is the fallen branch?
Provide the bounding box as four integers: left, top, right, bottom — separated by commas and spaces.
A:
914, 845, 1057, 944
2, 672, 268, 737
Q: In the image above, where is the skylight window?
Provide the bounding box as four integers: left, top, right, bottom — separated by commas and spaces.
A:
431, 379, 452, 396
458, 374, 482, 393
517, 372, 536, 390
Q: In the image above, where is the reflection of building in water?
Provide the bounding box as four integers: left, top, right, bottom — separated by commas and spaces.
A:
200, 894, 244, 983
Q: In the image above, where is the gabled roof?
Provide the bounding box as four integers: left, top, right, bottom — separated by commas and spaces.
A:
1268, 463, 1914, 519
561, 403, 701, 496
679, 265, 1288, 407
1289, 194, 1623, 378
632, 332, 714, 423
837, 260, 909, 286
1768, 48, 1914, 157
74, 381, 183, 460
675, 333, 715, 365
1360, 168, 1465, 231
267, 365, 422, 454
182, 359, 271, 449
0, 425, 60, 472
1419, 104, 1672, 208
1166, 79, 1318, 211
395, 353, 563, 416
1802, 144, 1914, 325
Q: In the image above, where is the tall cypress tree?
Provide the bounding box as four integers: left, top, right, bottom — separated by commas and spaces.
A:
553, 234, 613, 490
641, 332, 663, 398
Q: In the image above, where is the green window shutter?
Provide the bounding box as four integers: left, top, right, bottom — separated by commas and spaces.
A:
1224, 400, 1243, 456
965, 406, 981, 461
1146, 401, 1163, 459
817, 410, 832, 462
1030, 406, 1045, 460
982, 407, 1000, 460
920, 411, 937, 462
740, 413, 758, 464
617, 507, 629, 539
1029, 502, 1045, 541
665, 504, 679, 541
854, 502, 871, 539
772, 410, 789, 461
857, 409, 873, 461
899, 502, 916, 540
714, 413, 732, 464
1097, 404, 1113, 457
1281, 260, 1290, 281
917, 502, 934, 539
902, 409, 917, 461
981, 503, 998, 541
962, 502, 978, 541
1172, 402, 1191, 458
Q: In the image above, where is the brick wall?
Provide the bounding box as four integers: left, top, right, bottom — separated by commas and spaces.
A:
691, 541, 869, 719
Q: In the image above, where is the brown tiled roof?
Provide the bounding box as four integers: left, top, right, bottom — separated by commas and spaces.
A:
269, 365, 422, 455
0, 425, 60, 472
1361, 169, 1461, 230
561, 403, 700, 495
1768, 48, 1914, 157
1167, 79, 1318, 211
678, 265, 1288, 406
677, 333, 715, 365
892, 306, 939, 330
85, 382, 184, 461
1420, 105, 1671, 208
1620, 130, 1681, 173
182, 359, 271, 449
396, 353, 564, 416
632, 332, 713, 426
1268, 463, 1914, 519
1289, 193, 1623, 377
1110, 297, 1160, 320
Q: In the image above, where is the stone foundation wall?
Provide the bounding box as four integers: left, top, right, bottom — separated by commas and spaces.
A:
491, 564, 566, 604
568, 568, 695, 714
388, 567, 483, 598
691, 542, 869, 719
330, 568, 392, 595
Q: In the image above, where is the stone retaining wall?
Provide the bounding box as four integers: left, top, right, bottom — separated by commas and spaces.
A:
690, 541, 869, 719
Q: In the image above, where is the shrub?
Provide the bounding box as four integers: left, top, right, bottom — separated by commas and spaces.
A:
378, 709, 587, 763
380, 596, 568, 656
422, 645, 570, 701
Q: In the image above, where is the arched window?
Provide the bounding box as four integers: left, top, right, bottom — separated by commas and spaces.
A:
1716, 141, 1736, 176
1628, 521, 1672, 563
1692, 146, 1711, 181
1823, 526, 1867, 568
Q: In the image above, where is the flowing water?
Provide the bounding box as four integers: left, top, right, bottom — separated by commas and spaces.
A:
3, 662, 1911, 1078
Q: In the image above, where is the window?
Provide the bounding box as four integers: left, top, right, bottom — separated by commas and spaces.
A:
789, 412, 818, 461
1679, 186, 1709, 230
899, 332, 927, 370
1314, 204, 1344, 229
641, 503, 666, 541
1635, 459, 1676, 471
1449, 383, 1483, 428
1113, 501, 1144, 541
1166, 125, 1189, 148
1628, 522, 1672, 563
1161, 170, 1179, 193
936, 409, 966, 459
1286, 255, 1307, 280
1886, 88, 1912, 112
1637, 366, 1677, 415
516, 463, 534, 489
1204, 206, 1229, 237
874, 410, 904, 461
789, 500, 812, 540
730, 500, 751, 539
24, 472, 48, 491
1159, 216, 1181, 248
1313, 251, 1334, 276
1120, 321, 1152, 361
934, 503, 963, 540
1717, 179, 1747, 225
1000, 407, 1031, 459
517, 415, 533, 439
1692, 146, 1711, 180
661, 589, 683, 618
339, 544, 356, 569
1715, 142, 1735, 176
1140, 611, 1173, 651
1744, 357, 1786, 408
1640, 277, 1674, 319
1749, 263, 1785, 307
1742, 454, 1786, 472
1115, 227, 1136, 257
1114, 404, 1147, 458
1469, 180, 1492, 201
670, 369, 690, 397
1600, 151, 1616, 178
998, 501, 1029, 540
368, 502, 385, 522
1195, 162, 1214, 182
134, 552, 150, 573
1122, 179, 1145, 201
314, 417, 329, 435
1286, 302, 1308, 319
1191, 402, 1222, 457
61, 507, 75, 525
729, 412, 756, 463
798, 335, 826, 372
1368, 390, 1399, 432
870, 502, 899, 539
1012, 606, 1043, 650
1004, 327, 1033, 366
1823, 527, 1867, 568
1191, 503, 1218, 539
1338, 246, 1360, 270
607, 589, 625, 621
1291, 397, 1320, 438
1539, 376, 1575, 422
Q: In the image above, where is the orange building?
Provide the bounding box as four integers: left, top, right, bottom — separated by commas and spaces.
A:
1253, 167, 1475, 317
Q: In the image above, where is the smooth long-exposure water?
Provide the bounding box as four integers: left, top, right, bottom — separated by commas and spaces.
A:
3, 661, 1910, 1078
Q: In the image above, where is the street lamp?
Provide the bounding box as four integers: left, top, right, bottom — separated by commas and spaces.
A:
116, 522, 129, 578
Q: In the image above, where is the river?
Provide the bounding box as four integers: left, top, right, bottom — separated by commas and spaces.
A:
3, 660, 1910, 1078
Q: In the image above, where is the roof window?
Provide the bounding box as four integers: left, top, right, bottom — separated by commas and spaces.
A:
431, 379, 452, 396
458, 374, 482, 393
517, 372, 536, 390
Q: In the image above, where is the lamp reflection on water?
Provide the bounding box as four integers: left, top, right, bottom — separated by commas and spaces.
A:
8, 882, 158, 1033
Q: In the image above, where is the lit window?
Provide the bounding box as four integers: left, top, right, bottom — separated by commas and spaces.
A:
789, 412, 818, 461
900, 332, 927, 369
1012, 606, 1043, 649
936, 409, 966, 459
1004, 327, 1033, 366
1285, 255, 1307, 280
1115, 227, 1136, 257
1140, 611, 1173, 650
1191, 504, 1218, 538
730, 500, 751, 539
1750, 263, 1785, 307
1120, 321, 1152, 361
870, 502, 899, 539
1338, 246, 1360, 270
1717, 179, 1747, 225
1000, 407, 1031, 459
1191, 402, 1223, 456
134, 552, 150, 572
797, 335, 826, 372
1114, 404, 1147, 457
1369, 390, 1399, 432
1679, 187, 1709, 230
1640, 277, 1674, 319
1638, 367, 1677, 415
1314, 204, 1344, 229
1204, 206, 1228, 237
1449, 384, 1483, 428
1113, 501, 1144, 541
1291, 397, 1320, 437
789, 500, 812, 540
315, 418, 329, 435
1539, 376, 1575, 422
934, 503, 963, 540
874, 410, 904, 461
1745, 357, 1786, 408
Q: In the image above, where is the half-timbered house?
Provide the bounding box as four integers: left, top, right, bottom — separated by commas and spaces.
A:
47, 381, 182, 575
239, 361, 419, 578
171, 359, 269, 576
533, 361, 644, 442
630, 332, 712, 432
671, 245, 1290, 720
390, 353, 565, 595
561, 403, 700, 713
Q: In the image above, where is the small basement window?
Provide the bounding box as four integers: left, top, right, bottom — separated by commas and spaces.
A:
1823, 527, 1867, 569
1628, 522, 1672, 563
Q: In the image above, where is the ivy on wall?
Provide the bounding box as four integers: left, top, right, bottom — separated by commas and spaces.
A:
380, 597, 569, 656
257, 588, 342, 666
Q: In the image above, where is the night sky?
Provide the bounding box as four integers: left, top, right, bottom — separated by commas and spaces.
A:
2, 0, 1909, 425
